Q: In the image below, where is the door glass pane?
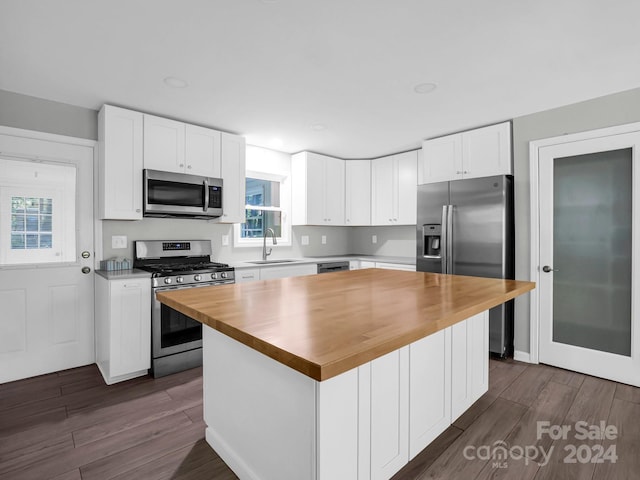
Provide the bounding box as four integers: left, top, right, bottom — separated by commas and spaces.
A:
552, 148, 632, 356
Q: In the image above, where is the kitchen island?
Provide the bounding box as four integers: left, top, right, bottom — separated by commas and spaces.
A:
157, 269, 534, 480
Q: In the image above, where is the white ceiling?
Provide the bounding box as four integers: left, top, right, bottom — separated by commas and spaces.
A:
2, 0, 640, 159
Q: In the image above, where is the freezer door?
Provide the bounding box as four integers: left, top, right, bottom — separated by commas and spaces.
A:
416, 182, 450, 273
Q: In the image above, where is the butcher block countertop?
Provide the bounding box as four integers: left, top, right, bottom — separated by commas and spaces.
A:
157, 269, 535, 381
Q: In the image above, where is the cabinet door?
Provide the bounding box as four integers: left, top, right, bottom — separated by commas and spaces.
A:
462, 122, 511, 179
99, 105, 143, 220
305, 153, 326, 225
143, 114, 186, 173
371, 156, 394, 225
235, 268, 260, 283
324, 156, 345, 225
451, 311, 489, 420
259, 264, 316, 280
110, 280, 151, 377
345, 160, 371, 226
421, 134, 463, 184
409, 328, 451, 459
369, 347, 409, 480
185, 124, 221, 177
219, 132, 246, 224
395, 151, 417, 224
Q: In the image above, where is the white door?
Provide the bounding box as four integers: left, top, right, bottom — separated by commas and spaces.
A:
0, 128, 95, 383
537, 130, 640, 386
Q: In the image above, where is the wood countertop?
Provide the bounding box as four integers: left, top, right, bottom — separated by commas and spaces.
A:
157, 270, 535, 381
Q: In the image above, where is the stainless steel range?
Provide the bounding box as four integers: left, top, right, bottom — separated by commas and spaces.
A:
134, 240, 235, 377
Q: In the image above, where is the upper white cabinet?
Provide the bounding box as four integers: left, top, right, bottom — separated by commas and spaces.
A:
421, 122, 512, 184
185, 124, 222, 177
292, 151, 345, 226
219, 132, 246, 224
144, 114, 222, 178
98, 105, 144, 220
371, 150, 417, 225
345, 160, 371, 226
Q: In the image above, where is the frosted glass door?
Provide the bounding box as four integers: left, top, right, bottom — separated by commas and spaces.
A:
538, 129, 640, 387
552, 149, 632, 356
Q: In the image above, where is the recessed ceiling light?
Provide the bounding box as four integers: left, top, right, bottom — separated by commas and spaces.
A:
163, 76, 189, 88
310, 123, 327, 131
413, 83, 437, 94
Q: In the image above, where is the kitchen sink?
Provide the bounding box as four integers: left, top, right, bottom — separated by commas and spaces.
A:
247, 259, 298, 265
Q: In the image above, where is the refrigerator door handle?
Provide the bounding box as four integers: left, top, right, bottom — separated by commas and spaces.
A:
446, 204, 454, 274
441, 205, 448, 273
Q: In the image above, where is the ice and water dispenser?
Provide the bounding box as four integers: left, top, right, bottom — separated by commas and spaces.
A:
422, 224, 441, 258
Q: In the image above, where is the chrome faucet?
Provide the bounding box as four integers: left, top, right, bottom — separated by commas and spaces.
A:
262, 227, 277, 260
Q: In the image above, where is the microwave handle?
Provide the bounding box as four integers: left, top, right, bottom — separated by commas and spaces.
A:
203, 179, 209, 212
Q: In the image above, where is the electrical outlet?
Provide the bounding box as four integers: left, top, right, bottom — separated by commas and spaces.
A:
222, 235, 229, 246
321, 235, 327, 245
372, 235, 377, 244
301, 235, 309, 246
112, 235, 127, 249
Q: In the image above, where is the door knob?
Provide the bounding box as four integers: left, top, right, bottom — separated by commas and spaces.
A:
81, 267, 91, 274
542, 265, 558, 273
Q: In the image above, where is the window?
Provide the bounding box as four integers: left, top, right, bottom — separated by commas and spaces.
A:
0, 158, 76, 265
234, 171, 291, 247
242, 178, 282, 239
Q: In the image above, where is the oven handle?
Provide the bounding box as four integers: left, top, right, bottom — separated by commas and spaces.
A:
203, 179, 210, 212
154, 281, 234, 294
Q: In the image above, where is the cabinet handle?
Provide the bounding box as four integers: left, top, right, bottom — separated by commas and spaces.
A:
135, 209, 141, 213
179, 163, 184, 168
187, 165, 192, 169
463, 170, 468, 174
456, 171, 462, 174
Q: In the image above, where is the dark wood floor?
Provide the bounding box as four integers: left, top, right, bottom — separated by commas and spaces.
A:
1, 360, 638, 480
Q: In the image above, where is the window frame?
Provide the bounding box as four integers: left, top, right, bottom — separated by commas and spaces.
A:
234, 170, 291, 247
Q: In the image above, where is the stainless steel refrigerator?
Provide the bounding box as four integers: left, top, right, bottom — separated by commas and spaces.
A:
416, 175, 515, 356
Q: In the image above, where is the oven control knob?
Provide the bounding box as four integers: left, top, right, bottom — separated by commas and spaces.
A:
211, 273, 218, 280
194, 274, 202, 281
176, 276, 184, 284
221, 272, 227, 279
164, 277, 172, 285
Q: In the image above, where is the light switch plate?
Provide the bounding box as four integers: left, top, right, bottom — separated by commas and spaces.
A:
112, 235, 127, 249
301, 235, 309, 246
321, 235, 327, 245
222, 235, 229, 246
372, 235, 377, 244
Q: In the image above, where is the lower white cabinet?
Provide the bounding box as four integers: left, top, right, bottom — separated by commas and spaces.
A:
259, 263, 317, 280
374, 262, 416, 271
95, 275, 151, 385
451, 310, 489, 420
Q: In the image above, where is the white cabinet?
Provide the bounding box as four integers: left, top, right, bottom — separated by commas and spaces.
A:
95, 275, 151, 385
409, 328, 451, 459
371, 151, 417, 225
345, 160, 371, 225
259, 263, 317, 280
451, 310, 489, 420
235, 268, 260, 283
219, 132, 246, 224
421, 122, 511, 184
143, 114, 186, 173
375, 262, 416, 271
185, 124, 222, 177
368, 348, 409, 480
292, 151, 345, 225
98, 105, 143, 220
144, 114, 222, 178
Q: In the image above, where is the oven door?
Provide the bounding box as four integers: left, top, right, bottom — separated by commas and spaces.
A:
152, 283, 211, 359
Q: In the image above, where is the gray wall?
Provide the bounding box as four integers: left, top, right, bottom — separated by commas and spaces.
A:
512, 86, 640, 353
0, 89, 98, 140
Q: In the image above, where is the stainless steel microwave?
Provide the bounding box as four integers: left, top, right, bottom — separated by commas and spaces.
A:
143, 169, 223, 219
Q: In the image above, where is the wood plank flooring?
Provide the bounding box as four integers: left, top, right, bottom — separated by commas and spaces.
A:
1, 359, 638, 479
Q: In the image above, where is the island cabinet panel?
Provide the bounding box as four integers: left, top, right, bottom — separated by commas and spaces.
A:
451, 310, 489, 420
408, 328, 452, 459
368, 347, 410, 480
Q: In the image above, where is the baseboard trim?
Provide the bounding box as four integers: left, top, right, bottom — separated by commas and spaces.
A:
206, 426, 260, 480
513, 350, 533, 363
